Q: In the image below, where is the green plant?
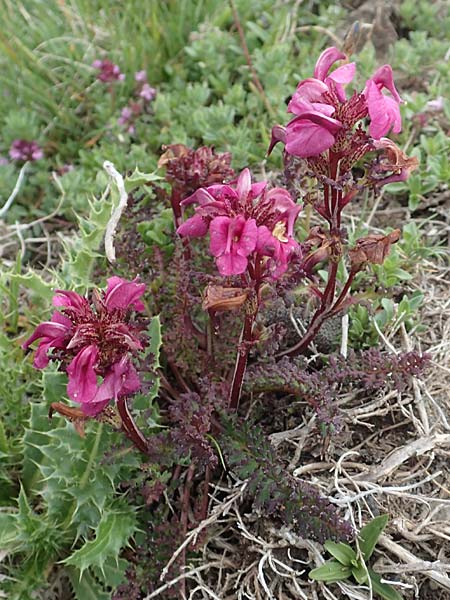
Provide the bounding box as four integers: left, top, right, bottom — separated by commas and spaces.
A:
310, 515, 403, 600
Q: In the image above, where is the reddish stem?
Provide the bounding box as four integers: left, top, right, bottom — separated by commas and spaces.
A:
116, 396, 149, 455
330, 270, 356, 314
228, 307, 257, 410
279, 176, 346, 358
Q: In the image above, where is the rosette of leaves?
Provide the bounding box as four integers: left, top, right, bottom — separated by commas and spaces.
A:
309, 514, 403, 599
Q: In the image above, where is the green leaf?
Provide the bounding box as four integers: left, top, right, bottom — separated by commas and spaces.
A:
67, 567, 110, 600
9, 271, 54, 301
148, 315, 162, 370
124, 167, 162, 193
0, 513, 19, 548
63, 509, 137, 576
351, 561, 368, 584
368, 568, 404, 600
358, 514, 389, 561
309, 560, 352, 582
92, 556, 128, 587
42, 370, 68, 404
324, 540, 356, 566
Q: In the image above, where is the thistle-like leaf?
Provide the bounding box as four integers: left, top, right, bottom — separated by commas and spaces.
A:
68, 567, 111, 600
124, 167, 162, 193
63, 509, 137, 576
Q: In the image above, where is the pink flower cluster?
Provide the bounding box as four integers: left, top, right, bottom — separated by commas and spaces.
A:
134, 70, 157, 102
92, 59, 125, 83
9, 139, 43, 162
272, 47, 403, 158
23, 277, 146, 416
118, 70, 157, 133
177, 169, 301, 278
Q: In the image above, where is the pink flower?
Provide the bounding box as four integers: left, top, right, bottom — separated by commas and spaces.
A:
209, 215, 257, 276
23, 277, 146, 416
92, 59, 125, 83
275, 47, 356, 158
177, 168, 302, 280
83, 356, 141, 416
104, 276, 146, 311
288, 46, 355, 115
134, 70, 147, 82
22, 311, 73, 368
176, 213, 210, 237
9, 140, 43, 162
256, 225, 300, 278
118, 106, 133, 126
285, 111, 343, 157
364, 65, 402, 139
313, 46, 356, 101
67, 345, 99, 405
139, 83, 156, 102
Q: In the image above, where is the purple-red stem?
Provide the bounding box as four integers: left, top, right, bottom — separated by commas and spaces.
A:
279, 160, 352, 358
116, 396, 149, 455
228, 307, 257, 410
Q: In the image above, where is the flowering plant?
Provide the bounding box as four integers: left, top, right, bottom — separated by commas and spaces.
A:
17, 45, 428, 596
267, 46, 418, 357
23, 277, 149, 448
9, 139, 43, 162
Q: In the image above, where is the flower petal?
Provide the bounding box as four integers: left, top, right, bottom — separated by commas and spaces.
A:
314, 47, 347, 81
235, 218, 257, 257
366, 81, 402, 138
368, 65, 402, 103
268, 125, 287, 155
288, 96, 335, 117
249, 181, 267, 199
180, 187, 215, 207
209, 216, 232, 257
22, 313, 72, 350
326, 62, 356, 85
104, 277, 146, 311
286, 118, 337, 157
216, 253, 248, 276
53, 290, 89, 311
236, 168, 252, 199
33, 339, 54, 369
67, 345, 99, 404
177, 213, 209, 237
288, 79, 329, 110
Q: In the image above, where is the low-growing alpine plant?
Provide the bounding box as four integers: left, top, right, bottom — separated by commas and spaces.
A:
18, 45, 429, 597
